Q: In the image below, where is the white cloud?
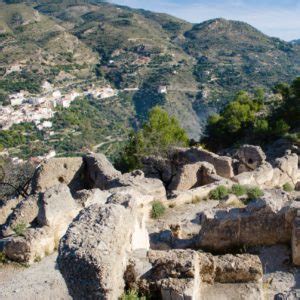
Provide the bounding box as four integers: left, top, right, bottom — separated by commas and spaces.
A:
110, 0, 300, 41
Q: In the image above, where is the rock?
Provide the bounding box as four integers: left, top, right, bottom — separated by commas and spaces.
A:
0, 197, 22, 227
84, 154, 166, 200
296, 182, 300, 191
168, 162, 218, 191
32, 157, 84, 192
196, 190, 299, 252
236, 145, 266, 171
4, 227, 56, 263
275, 153, 299, 184
58, 192, 150, 300
147, 250, 201, 300
37, 184, 80, 233
292, 212, 300, 266
142, 147, 233, 191
83, 153, 121, 190
1, 194, 40, 237
73, 188, 110, 207
214, 254, 263, 283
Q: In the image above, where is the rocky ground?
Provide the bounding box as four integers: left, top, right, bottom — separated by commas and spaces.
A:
0, 253, 70, 300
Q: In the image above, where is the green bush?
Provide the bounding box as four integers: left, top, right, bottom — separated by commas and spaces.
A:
283, 183, 294, 192
246, 187, 264, 200
151, 201, 166, 219
12, 222, 27, 236
231, 184, 247, 197
0, 251, 7, 264
209, 185, 229, 200
121, 290, 146, 300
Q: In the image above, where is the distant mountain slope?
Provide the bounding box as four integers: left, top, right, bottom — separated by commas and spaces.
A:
1, 0, 300, 140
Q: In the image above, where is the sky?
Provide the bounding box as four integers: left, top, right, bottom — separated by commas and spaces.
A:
109, 0, 300, 41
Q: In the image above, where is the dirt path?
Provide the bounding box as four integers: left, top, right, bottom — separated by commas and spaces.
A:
0, 253, 71, 300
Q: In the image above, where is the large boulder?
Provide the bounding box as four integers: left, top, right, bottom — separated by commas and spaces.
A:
58, 192, 151, 300
196, 190, 300, 252
32, 157, 84, 192
236, 145, 266, 172
1, 194, 40, 237
4, 226, 55, 263
37, 184, 80, 234
84, 154, 166, 200
142, 147, 233, 191
0, 197, 22, 227
275, 153, 299, 184
168, 162, 219, 191
83, 153, 121, 190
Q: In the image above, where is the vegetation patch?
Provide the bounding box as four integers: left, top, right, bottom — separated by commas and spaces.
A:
246, 187, 264, 201
283, 183, 294, 192
231, 184, 247, 197
151, 201, 166, 219
12, 222, 27, 236
209, 185, 230, 200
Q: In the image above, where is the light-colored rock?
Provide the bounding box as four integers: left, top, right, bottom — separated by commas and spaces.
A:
83, 153, 121, 190
0, 197, 22, 226
4, 227, 56, 263
214, 254, 263, 283
275, 153, 299, 184
37, 184, 80, 232
73, 188, 110, 207
84, 154, 166, 200
236, 145, 266, 171
1, 194, 39, 237
58, 191, 150, 300
32, 157, 84, 192
168, 162, 219, 191
197, 190, 299, 251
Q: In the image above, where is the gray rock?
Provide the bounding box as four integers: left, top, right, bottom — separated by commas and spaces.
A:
236, 145, 266, 171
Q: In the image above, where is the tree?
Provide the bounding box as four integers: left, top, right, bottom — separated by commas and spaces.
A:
117, 107, 189, 171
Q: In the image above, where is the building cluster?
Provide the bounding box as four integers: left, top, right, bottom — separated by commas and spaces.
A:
0, 82, 117, 130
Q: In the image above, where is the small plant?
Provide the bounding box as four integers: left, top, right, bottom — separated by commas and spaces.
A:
34, 255, 42, 263
246, 187, 264, 200
283, 183, 294, 192
209, 185, 229, 200
12, 222, 27, 236
121, 289, 146, 300
0, 251, 7, 264
151, 201, 166, 219
231, 184, 247, 197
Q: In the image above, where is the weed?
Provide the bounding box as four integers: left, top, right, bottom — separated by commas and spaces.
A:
151, 201, 166, 219
209, 185, 229, 200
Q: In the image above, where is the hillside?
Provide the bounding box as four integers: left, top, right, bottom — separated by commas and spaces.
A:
0, 0, 300, 159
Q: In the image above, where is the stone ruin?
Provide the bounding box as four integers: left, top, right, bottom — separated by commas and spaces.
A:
0, 144, 300, 299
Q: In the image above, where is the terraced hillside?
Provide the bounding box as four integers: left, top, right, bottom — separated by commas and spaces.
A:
0, 0, 300, 157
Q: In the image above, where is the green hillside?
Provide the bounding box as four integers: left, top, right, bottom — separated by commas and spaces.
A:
0, 0, 300, 158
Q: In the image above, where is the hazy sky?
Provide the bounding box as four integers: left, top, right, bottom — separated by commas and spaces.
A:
109, 0, 300, 41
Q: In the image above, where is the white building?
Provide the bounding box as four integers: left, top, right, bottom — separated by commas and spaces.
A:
42, 81, 53, 92
158, 86, 167, 94
9, 92, 25, 106
52, 90, 62, 99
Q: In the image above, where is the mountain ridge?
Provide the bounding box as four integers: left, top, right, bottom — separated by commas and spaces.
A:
0, 0, 300, 158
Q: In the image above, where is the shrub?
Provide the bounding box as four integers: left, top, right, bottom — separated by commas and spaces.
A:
246, 187, 264, 200
121, 290, 146, 300
151, 201, 166, 219
209, 185, 229, 200
12, 222, 27, 236
231, 184, 247, 197
0, 251, 7, 264
283, 183, 294, 192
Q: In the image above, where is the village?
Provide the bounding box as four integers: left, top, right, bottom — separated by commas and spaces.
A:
0, 81, 118, 131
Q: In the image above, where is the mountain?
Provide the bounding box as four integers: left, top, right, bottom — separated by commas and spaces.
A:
291, 39, 300, 45
0, 0, 300, 158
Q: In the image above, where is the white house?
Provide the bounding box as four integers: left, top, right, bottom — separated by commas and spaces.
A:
9, 92, 25, 106
42, 81, 53, 92
158, 86, 167, 94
